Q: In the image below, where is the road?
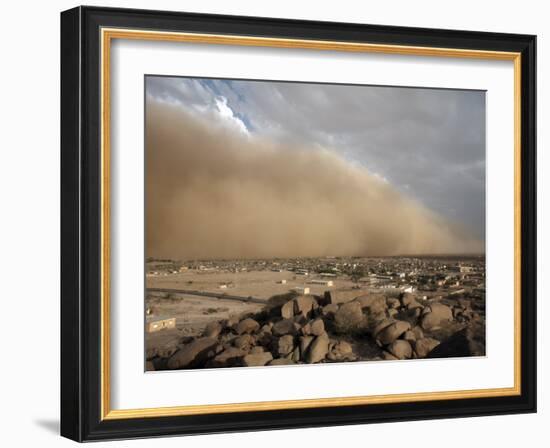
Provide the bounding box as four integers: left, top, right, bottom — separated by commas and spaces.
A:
146, 287, 268, 305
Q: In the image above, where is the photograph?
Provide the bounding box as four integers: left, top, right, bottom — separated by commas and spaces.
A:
144, 76, 487, 371
56, 4, 537, 441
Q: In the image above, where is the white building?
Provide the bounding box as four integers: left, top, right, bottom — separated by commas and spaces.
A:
309, 279, 334, 287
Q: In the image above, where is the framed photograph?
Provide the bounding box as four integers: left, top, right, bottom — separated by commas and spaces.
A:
60, 6, 536, 441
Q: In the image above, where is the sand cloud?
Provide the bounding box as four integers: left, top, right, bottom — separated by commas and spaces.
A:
146, 99, 483, 260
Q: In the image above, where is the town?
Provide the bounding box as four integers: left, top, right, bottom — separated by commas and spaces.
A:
145, 255, 485, 370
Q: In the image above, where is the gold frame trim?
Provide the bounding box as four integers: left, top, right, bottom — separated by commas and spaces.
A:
100, 28, 522, 420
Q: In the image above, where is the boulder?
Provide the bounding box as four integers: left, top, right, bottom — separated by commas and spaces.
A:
233, 334, 255, 350
167, 337, 218, 369
299, 336, 314, 357
382, 351, 399, 361
372, 319, 395, 338
269, 358, 295, 366
310, 318, 326, 336
421, 303, 453, 330
208, 347, 246, 368
306, 334, 330, 363
294, 295, 318, 317
289, 346, 301, 362
145, 347, 158, 360
355, 294, 387, 315
401, 293, 417, 308
377, 321, 411, 345
403, 330, 417, 342
145, 361, 155, 371
280, 300, 295, 319
334, 301, 365, 333
272, 318, 298, 336
428, 322, 485, 358
256, 332, 273, 347
321, 304, 339, 316
250, 346, 265, 354
414, 337, 440, 358
324, 289, 364, 305
277, 335, 295, 356
260, 323, 273, 334
242, 352, 273, 367
335, 340, 353, 354
387, 298, 401, 309
411, 326, 424, 340
406, 300, 423, 310
146, 330, 181, 359
203, 321, 223, 338
225, 316, 240, 328
236, 318, 260, 335
293, 314, 308, 325
387, 339, 413, 359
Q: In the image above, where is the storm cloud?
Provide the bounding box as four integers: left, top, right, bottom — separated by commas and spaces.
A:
147, 76, 486, 241
146, 99, 483, 260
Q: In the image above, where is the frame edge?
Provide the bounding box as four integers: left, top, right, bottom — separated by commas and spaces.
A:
60, 5, 84, 442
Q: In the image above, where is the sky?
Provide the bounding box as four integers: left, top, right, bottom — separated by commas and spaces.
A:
146, 76, 486, 241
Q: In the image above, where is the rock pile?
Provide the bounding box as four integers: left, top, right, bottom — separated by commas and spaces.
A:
148, 291, 484, 370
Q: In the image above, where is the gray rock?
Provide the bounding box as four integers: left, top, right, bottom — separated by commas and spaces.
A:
242, 352, 273, 367
167, 337, 218, 369
306, 334, 330, 363
236, 318, 260, 335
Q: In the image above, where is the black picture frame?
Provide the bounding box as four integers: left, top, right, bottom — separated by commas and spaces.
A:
61, 5, 536, 442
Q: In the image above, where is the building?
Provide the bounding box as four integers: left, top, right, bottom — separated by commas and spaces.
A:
309, 279, 334, 287
145, 316, 176, 333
